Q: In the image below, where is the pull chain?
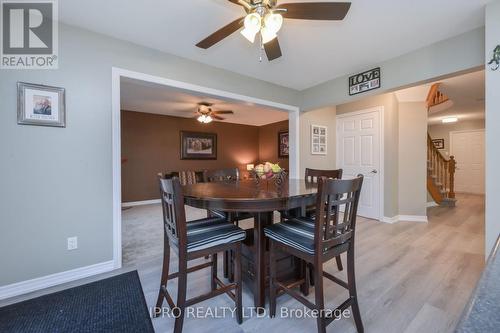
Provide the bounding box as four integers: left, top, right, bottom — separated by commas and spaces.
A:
259, 34, 264, 62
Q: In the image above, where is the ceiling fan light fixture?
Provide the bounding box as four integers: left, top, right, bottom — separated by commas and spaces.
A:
261, 27, 277, 44
205, 115, 213, 123
241, 27, 258, 43
264, 13, 283, 34
197, 115, 206, 123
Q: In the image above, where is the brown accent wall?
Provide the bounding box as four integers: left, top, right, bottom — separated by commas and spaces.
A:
121, 111, 288, 202
258, 120, 289, 170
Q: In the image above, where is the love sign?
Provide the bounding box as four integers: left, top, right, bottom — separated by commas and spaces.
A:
349, 67, 381, 96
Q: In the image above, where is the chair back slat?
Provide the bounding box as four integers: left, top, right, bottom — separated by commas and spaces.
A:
305, 168, 343, 183
159, 177, 187, 248
204, 168, 240, 182
314, 175, 363, 254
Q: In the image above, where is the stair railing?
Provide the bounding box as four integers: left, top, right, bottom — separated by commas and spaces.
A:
427, 134, 456, 199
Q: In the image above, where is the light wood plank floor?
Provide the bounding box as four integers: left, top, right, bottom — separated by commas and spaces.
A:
1, 194, 485, 333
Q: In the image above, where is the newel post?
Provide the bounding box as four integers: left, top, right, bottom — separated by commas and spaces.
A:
449, 156, 456, 199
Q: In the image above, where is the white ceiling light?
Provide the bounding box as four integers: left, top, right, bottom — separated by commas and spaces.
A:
442, 117, 458, 123
261, 27, 277, 44
240, 13, 262, 43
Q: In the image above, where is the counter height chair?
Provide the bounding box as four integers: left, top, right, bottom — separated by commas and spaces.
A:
154, 178, 246, 333
203, 168, 254, 280
265, 176, 364, 333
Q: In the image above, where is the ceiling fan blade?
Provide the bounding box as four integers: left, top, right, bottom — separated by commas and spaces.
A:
212, 115, 225, 120
278, 2, 351, 20
196, 17, 245, 49
212, 110, 234, 114
264, 37, 282, 61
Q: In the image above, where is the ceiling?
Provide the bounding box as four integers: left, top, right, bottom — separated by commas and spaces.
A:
59, 0, 490, 90
120, 78, 289, 126
395, 70, 485, 125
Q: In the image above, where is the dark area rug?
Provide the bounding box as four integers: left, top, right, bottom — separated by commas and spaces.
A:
0, 270, 154, 333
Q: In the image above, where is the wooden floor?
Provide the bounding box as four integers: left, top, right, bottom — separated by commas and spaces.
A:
0, 194, 485, 333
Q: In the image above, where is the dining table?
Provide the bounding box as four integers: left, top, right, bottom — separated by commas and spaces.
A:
182, 178, 319, 311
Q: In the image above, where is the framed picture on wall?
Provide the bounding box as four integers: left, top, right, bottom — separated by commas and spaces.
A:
311, 125, 327, 155
432, 139, 445, 150
180, 131, 217, 160
17, 82, 66, 127
278, 131, 289, 158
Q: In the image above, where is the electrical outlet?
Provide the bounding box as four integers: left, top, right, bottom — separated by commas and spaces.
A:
67, 237, 78, 250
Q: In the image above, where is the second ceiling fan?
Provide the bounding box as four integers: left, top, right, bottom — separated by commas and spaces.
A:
196, 1, 351, 61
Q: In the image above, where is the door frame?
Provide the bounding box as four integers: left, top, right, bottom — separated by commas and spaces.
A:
111, 67, 300, 269
336, 106, 385, 221
450, 128, 485, 194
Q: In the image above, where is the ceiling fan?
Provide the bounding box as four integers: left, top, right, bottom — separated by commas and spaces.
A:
196, 1, 351, 61
195, 102, 234, 123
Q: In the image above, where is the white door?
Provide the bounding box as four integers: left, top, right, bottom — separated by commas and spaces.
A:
451, 130, 485, 194
337, 108, 382, 220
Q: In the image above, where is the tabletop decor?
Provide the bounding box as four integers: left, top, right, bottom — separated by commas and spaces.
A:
180, 131, 217, 160
17, 82, 66, 127
249, 162, 287, 186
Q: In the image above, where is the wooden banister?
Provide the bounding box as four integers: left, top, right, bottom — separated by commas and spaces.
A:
426, 83, 450, 111
427, 133, 456, 203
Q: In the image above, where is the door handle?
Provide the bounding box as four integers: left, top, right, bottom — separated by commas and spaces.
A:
370, 169, 378, 174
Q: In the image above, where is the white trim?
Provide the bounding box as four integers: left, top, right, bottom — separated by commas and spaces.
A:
382, 215, 429, 223
426, 201, 439, 208
382, 216, 399, 224
0, 260, 114, 300
122, 199, 161, 207
112, 67, 301, 271
398, 215, 428, 223
336, 106, 385, 222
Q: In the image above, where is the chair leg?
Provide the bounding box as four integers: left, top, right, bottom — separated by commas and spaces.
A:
335, 255, 343, 271
174, 259, 188, 333
223, 251, 229, 278
211, 253, 218, 291
234, 243, 243, 324
300, 259, 310, 296
314, 262, 326, 333
228, 250, 235, 283
347, 248, 364, 333
155, 236, 171, 313
309, 263, 315, 286
269, 240, 277, 318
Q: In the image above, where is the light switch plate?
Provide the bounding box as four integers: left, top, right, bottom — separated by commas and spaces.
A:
67, 237, 78, 250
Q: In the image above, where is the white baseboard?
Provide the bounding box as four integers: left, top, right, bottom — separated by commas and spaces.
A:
426, 201, 439, 208
0, 260, 115, 300
382, 215, 428, 224
382, 216, 399, 224
122, 199, 161, 207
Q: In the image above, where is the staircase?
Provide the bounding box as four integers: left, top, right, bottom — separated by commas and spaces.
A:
427, 134, 456, 206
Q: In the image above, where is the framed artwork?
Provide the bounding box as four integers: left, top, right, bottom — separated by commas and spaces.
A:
180, 131, 217, 160
432, 139, 445, 150
278, 131, 289, 158
311, 125, 327, 155
17, 82, 66, 127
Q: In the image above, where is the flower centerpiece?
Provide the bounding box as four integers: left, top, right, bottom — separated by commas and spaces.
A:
250, 162, 287, 186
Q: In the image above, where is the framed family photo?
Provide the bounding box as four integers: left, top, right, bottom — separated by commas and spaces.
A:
432, 138, 445, 150
278, 131, 289, 158
311, 124, 327, 155
17, 82, 66, 127
180, 131, 217, 160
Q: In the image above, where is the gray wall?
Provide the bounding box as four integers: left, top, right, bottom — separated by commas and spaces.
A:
300, 28, 485, 111
299, 106, 336, 177
398, 102, 428, 216
485, 0, 500, 256
0, 24, 299, 286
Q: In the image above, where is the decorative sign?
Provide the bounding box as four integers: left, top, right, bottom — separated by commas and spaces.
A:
349, 67, 381, 96
432, 139, 445, 150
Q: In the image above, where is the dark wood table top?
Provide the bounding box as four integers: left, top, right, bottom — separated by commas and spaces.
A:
182, 179, 318, 212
